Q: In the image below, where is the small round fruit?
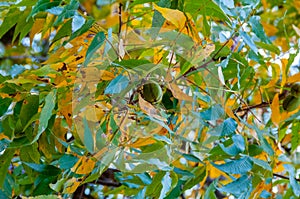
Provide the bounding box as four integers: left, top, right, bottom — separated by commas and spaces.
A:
283, 95, 300, 112
141, 81, 163, 104
291, 83, 300, 97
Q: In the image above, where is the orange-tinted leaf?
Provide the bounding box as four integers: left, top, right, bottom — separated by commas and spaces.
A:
71, 156, 96, 175
128, 137, 156, 148
168, 82, 193, 101
271, 94, 280, 127
138, 94, 167, 121
287, 72, 300, 83
63, 177, 81, 194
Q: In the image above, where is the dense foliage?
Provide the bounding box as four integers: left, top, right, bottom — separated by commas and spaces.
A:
0, 0, 300, 198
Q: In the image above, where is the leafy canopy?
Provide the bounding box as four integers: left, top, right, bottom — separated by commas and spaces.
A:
0, 0, 300, 198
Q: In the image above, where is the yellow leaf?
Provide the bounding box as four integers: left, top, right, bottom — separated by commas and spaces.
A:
63, 177, 81, 194
138, 94, 167, 121
168, 82, 193, 101
249, 182, 268, 199
184, 14, 202, 43
153, 4, 186, 30
71, 156, 96, 175
292, 24, 300, 37
281, 133, 292, 145
271, 94, 280, 127
190, 44, 215, 65
127, 137, 157, 148
280, 59, 288, 93
30, 18, 45, 43
261, 22, 278, 36
207, 161, 231, 183
287, 72, 300, 83
225, 99, 240, 125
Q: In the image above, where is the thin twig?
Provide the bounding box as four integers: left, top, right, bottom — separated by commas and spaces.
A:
234, 101, 270, 113
274, 173, 300, 182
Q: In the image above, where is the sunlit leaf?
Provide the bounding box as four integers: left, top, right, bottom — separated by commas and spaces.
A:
271, 94, 280, 127
284, 164, 300, 197
153, 4, 186, 30
84, 31, 106, 66
212, 156, 253, 174
159, 172, 172, 199
239, 30, 258, 54
34, 89, 57, 144
0, 149, 15, 188
218, 175, 252, 196
104, 75, 129, 94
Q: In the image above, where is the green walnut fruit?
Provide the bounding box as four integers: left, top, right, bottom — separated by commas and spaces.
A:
283, 95, 300, 112
291, 83, 300, 97
141, 81, 163, 104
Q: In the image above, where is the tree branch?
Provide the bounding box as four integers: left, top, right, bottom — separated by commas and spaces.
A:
274, 173, 300, 182
234, 101, 270, 113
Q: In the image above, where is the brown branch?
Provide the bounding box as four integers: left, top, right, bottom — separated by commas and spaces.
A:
274, 173, 300, 182
234, 101, 270, 113
175, 59, 214, 81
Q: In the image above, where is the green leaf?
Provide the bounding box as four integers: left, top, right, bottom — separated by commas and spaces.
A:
250, 157, 272, 171
151, 0, 170, 37
182, 153, 202, 163
200, 104, 225, 120
260, 190, 272, 198
255, 42, 280, 54
27, 0, 61, 19
130, 0, 158, 7
67, 17, 95, 43
173, 167, 194, 177
34, 89, 57, 144
13, 9, 34, 43
0, 8, 20, 39
72, 14, 85, 32
83, 117, 95, 153
284, 164, 300, 197
212, 156, 253, 174
221, 118, 237, 136
239, 30, 258, 55
104, 75, 129, 94
49, 178, 66, 192
238, 117, 274, 156
23, 162, 61, 176
153, 134, 172, 144
146, 171, 165, 197
112, 59, 151, 69
182, 166, 206, 191
53, 0, 79, 25
185, 0, 231, 24
249, 16, 270, 44
58, 154, 79, 170
19, 94, 39, 127
0, 149, 15, 188
52, 19, 72, 43
165, 180, 184, 199
0, 98, 12, 117
84, 31, 105, 66
291, 122, 300, 152
0, 139, 10, 154
204, 181, 218, 199
218, 175, 252, 196
15, 195, 57, 199
219, 134, 245, 156
159, 172, 172, 199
